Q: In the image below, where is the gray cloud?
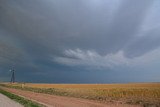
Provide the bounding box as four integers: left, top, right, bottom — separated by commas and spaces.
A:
0, 0, 160, 82
125, 27, 160, 57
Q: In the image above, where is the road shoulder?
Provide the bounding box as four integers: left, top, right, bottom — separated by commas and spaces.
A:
0, 93, 23, 107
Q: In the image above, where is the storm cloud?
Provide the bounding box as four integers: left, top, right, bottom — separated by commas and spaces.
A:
0, 0, 160, 83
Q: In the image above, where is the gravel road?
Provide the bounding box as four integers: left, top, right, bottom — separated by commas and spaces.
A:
0, 93, 23, 107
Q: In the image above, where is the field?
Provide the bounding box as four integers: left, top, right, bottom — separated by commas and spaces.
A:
1, 83, 160, 107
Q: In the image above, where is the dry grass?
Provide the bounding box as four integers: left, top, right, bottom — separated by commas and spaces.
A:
13, 83, 160, 89
1, 83, 160, 107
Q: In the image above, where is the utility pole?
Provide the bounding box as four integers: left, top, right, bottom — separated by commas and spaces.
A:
10, 68, 15, 83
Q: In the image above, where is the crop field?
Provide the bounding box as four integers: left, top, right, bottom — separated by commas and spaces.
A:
1, 83, 160, 107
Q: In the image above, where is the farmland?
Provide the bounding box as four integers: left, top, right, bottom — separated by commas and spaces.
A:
1, 83, 160, 107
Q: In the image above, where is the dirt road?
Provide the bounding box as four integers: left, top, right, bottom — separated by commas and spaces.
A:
0, 93, 23, 107
1, 87, 142, 107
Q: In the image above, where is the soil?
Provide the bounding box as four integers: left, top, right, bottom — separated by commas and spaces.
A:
1, 87, 142, 107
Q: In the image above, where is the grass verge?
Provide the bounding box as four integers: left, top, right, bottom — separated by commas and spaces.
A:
0, 88, 44, 107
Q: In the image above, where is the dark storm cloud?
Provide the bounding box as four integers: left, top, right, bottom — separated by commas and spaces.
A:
103, 0, 153, 53
0, 0, 160, 82
125, 27, 160, 57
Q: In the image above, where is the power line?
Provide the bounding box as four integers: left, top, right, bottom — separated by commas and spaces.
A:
10, 68, 15, 83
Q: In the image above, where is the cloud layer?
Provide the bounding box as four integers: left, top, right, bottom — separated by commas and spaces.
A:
0, 0, 160, 83
54, 48, 160, 69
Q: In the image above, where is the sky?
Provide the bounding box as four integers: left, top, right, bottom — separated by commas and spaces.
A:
0, 0, 160, 83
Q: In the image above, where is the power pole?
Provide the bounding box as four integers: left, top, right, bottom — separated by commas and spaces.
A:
10, 69, 15, 83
